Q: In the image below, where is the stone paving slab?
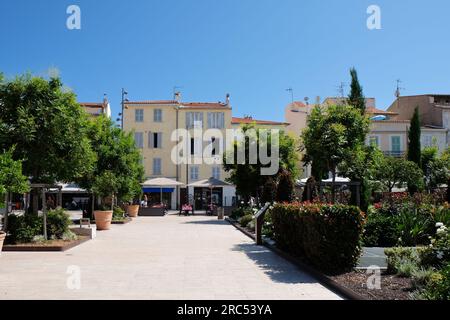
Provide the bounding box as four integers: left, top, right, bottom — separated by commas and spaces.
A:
0, 214, 342, 300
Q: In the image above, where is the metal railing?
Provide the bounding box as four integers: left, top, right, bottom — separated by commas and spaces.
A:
383, 151, 405, 158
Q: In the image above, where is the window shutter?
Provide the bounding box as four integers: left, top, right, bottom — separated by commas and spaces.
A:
220, 113, 225, 128
158, 133, 162, 148
148, 132, 153, 149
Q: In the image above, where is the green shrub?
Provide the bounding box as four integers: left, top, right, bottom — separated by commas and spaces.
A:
7, 214, 43, 244
363, 209, 399, 247
365, 194, 450, 247
231, 207, 253, 220
419, 223, 450, 269
62, 230, 77, 241
7, 209, 72, 244
414, 263, 450, 300
271, 203, 365, 274
47, 208, 72, 239
411, 268, 436, 289
113, 206, 126, 221
396, 260, 419, 277
239, 214, 254, 228
385, 247, 421, 274
262, 210, 274, 239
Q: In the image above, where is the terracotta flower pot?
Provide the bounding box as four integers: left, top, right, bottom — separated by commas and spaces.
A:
127, 205, 140, 218
0, 232, 6, 256
94, 211, 113, 230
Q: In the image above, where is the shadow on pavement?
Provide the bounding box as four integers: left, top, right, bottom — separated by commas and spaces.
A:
232, 243, 318, 285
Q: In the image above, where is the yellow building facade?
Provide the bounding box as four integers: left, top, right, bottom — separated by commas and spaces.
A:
123, 96, 236, 209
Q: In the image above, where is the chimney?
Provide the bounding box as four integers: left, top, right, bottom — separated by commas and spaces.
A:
174, 91, 182, 102
226, 93, 230, 105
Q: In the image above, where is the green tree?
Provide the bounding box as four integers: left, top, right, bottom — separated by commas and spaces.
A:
0, 148, 30, 231
302, 105, 370, 202
276, 169, 294, 202
373, 156, 424, 193
339, 145, 383, 211
0, 74, 95, 213
223, 124, 299, 203
348, 67, 366, 115
261, 177, 277, 204
408, 107, 422, 166
422, 146, 450, 192
0, 74, 95, 184
78, 115, 144, 210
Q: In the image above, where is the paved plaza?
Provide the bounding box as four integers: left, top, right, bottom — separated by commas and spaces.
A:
0, 214, 342, 300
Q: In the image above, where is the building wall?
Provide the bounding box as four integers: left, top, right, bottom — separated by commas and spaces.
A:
421, 128, 448, 154
387, 96, 443, 128
367, 121, 409, 156
123, 102, 233, 183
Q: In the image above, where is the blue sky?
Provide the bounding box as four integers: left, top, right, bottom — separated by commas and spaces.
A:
1, 0, 450, 122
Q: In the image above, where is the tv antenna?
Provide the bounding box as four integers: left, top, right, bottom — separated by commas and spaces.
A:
337, 82, 346, 98
286, 88, 294, 103
395, 79, 404, 98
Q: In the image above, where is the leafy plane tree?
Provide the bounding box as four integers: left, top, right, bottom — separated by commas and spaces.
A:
78, 115, 144, 209
302, 104, 369, 203
373, 156, 424, 193
0, 74, 95, 213
223, 124, 299, 203
0, 149, 30, 231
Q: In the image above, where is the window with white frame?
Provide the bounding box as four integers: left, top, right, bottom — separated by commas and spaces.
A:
391, 136, 401, 152
423, 135, 433, 148
135, 109, 144, 122
153, 158, 162, 175
154, 109, 162, 122
148, 132, 163, 149
134, 132, 144, 149
212, 167, 221, 180
186, 112, 203, 129
190, 166, 199, 181
207, 112, 225, 129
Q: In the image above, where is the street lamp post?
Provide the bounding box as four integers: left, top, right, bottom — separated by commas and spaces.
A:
121, 88, 128, 130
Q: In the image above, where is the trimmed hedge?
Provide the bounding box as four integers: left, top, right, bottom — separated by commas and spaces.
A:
271, 202, 365, 274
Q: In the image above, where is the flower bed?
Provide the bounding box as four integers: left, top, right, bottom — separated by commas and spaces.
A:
2, 236, 90, 252
364, 193, 450, 247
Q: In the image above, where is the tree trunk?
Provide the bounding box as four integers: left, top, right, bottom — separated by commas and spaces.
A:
331, 169, 336, 204
3, 192, 9, 232
32, 188, 39, 215
41, 188, 48, 240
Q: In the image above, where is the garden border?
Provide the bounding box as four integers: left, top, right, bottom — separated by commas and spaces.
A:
2, 236, 90, 252
226, 217, 364, 301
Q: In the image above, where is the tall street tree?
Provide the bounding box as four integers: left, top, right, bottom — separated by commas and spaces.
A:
407, 107, 422, 194
373, 156, 424, 193
302, 105, 369, 203
0, 148, 30, 231
223, 124, 299, 203
408, 107, 422, 166
348, 67, 366, 115
0, 74, 96, 213
78, 115, 144, 211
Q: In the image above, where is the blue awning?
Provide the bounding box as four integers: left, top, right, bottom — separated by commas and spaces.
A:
143, 188, 175, 193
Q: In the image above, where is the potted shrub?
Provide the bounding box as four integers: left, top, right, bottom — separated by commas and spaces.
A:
92, 171, 118, 231
127, 202, 140, 218
122, 179, 142, 218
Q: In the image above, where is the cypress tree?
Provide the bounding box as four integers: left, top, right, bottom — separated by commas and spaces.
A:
408, 107, 422, 167
348, 67, 366, 114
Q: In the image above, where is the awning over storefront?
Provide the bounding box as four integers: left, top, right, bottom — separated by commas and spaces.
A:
143, 188, 175, 193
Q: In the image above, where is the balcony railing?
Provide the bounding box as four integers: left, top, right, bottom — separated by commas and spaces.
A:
383, 151, 405, 158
